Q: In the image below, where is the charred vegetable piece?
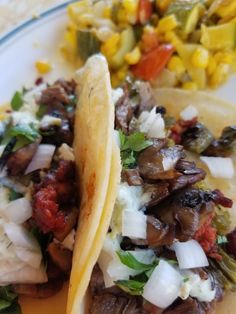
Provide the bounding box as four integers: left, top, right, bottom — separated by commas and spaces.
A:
181, 122, 214, 154
203, 126, 236, 157
47, 242, 72, 273
226, 228, 236, 259
12, 279, 64, 298
213, 206, 231, 235
211, 247, 236, 290
0, 137, 17, 170
77, 30, 101, 62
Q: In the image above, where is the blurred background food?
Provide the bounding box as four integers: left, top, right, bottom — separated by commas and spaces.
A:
61, 0, 236, 89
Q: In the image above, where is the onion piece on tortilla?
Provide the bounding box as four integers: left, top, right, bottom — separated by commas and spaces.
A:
171, 240, 209, 269
200, 156, 234, 179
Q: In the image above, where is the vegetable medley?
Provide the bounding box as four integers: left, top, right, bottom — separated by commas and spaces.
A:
62, 0, 236, 89
0, 78, 78, 313
89, 80, 236, 313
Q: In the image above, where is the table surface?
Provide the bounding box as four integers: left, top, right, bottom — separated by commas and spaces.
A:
0, 0, 66, 34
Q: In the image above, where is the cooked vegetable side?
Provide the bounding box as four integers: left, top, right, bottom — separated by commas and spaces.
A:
87, 79, 236, 313
62, 0, 236, 89
0, 78, 79, 313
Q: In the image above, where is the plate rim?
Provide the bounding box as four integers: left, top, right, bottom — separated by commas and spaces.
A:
0, 0, 75, 46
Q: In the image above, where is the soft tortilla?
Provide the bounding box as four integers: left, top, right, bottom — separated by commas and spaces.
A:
67, 55, 121, 314
154, 88, 236, 314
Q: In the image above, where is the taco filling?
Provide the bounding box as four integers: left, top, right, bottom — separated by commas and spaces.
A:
88, 80, 236, 313
0, 78, 79, 312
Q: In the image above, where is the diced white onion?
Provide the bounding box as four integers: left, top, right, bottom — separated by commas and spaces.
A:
25, 144, 56, 174
107, 257, 136, 281
61, 229, 75, 251
58, 143, 75, 161
139, 108, 166, 138
112, 88, 124, 104
40, 115, 61, 128
179, 271, 216, 302
0, 264, 47, 285
180, 105, 198, 121
148, 114, 165, 138
3, 197, 32, 224
200, 156, 235, 179
171, 240, 209, 269
143, 260, 182, 308
122, 210, 147, 239
15, 247, 42, 269
4, 223, 39, 250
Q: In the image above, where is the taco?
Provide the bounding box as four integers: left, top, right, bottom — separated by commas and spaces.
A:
0, 77, 81, 314
68, 56, 236, 314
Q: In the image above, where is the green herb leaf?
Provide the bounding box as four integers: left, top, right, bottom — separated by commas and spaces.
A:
119, 131, 152, 169
121, 132, 152, 152
36, 104, 47, 119
183, 277, 189, 283
9, 124, 40, 142
115, 279, 145, 296
10, 92, 23, 111
117, 251, 157, 272
0, 286, 17, 302
0, 301, 21, 314
8, 189, 23, 202
217, 235, 228, 245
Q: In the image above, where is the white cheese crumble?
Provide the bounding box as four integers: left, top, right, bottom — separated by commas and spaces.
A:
112, 88, 124, 104
200, 156, 235, 179
40, 115, 62, 128
138, 107, 166, 138
58, 143, 75, 161
180, 105, 198, 121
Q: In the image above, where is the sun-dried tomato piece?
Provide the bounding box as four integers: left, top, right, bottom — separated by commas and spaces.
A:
33, 186, 65, 233
194, 215, 222, 261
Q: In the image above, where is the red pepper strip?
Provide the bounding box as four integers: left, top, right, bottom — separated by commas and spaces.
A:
138, 0, 153, 24
131, 44, 174, 81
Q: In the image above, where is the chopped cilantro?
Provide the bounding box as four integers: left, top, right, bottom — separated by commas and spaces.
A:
8, 189, 23, 202
10, 91, 23, 111
36, 104, 47, 119
119, 130, 152, 168
183, 277, 189, 282
217, 235, 228, 245
9, 124, 39, 142
116, 251, 157, 272
0, 286, 21, 314
115, 279, 145, 296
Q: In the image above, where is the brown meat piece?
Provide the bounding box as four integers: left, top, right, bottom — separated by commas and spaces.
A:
163, 297, 205, 314
12, 279, 64, 298
122, 169, 143, 186
90, 265, 105, 294
143, 182, 169, 207
55, 78, 77, 94
47, 242, 72, 273
147, 216, 175, 247
54, 207, 78, 241
115, 91, 133, 134
7, 140, 40, 176
138, 145, 184, 180
40, 86, 70, 105
90, 294, 143, 314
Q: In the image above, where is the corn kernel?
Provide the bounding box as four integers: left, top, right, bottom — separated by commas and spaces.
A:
210, 63, 230, 87
103, 7, 111, 18
156, 0, 172, 12
191, 46, 209, 69
214, 52, 233, 64
35, 60, 52, 74
158, 15, 179, 33
101, 33, 120, 59
117, 65, 128, 80
122, 0, 138, 14
167, 56, 185, 75
125, 46, 141, 65
206, 55, 217, 76
164, 31, 182, 49
117, 7, 127, 24
182, 81, 198, 90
